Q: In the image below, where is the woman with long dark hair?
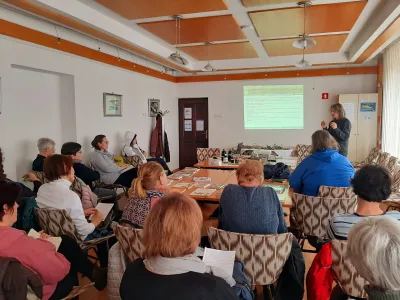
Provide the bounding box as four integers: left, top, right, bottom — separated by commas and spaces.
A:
321, 103, 352, 157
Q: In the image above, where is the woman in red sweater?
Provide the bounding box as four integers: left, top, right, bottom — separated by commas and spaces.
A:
0, 181, 107, 299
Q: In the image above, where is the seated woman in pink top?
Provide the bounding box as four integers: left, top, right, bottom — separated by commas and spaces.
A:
0, 181, 107, 300
121, 162, 169, 228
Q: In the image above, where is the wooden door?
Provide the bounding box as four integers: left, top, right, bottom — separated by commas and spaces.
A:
179, 98, 209, 169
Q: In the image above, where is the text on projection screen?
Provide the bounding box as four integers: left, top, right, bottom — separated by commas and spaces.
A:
244, 85, 304, 129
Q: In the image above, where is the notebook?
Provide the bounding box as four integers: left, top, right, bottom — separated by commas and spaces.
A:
89, 203, 114, 221
203, 247, 236, 276
28, 229, 62, 251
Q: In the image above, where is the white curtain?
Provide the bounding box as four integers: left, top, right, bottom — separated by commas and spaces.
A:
382, 41, 400, 157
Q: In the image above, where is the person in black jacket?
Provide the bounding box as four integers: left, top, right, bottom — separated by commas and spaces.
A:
32, 138, 56, 172
61, 142, 117, 206
120, 193, 239, 300
321, 103, 351, 157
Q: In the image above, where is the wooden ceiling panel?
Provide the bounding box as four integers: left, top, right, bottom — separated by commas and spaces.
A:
242, 0, 296, 7
179, 42, 258, 60
95, 0, 228, 20
263, 34, 348, 56
249, 1, 367, 38
139, 15, 246, 45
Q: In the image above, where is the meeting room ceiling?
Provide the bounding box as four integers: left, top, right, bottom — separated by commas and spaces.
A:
2, 0, 400, 75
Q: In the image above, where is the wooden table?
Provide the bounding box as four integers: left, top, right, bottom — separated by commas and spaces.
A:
195, 158, 298, 172
194, 161, 240, 169
169, 169, 292, 208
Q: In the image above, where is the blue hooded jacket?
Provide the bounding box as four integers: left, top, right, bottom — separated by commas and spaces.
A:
289, 149, 355, 196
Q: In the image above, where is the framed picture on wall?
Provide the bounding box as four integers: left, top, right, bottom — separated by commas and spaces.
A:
103, 93, 122, 117
148, 98, 160, 117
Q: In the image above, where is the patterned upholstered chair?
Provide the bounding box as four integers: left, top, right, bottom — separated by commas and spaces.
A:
353, 147, 381, 167
32, 171, 112, 204
318, 186, 355, 199
387, 156, 398, 176
207, 227, 293, 287
122, 155, 143, 169
196, 148, 221, 162
35, 208, 114, 251
331, 240, 368, 299
376, 152, 391, 168
382, 167, 400, 211
290, 193, 357, 249
294, 144, 311, 165
114, 224, 145, 263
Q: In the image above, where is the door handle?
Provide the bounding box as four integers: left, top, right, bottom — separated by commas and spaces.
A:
200, 129, 208, 139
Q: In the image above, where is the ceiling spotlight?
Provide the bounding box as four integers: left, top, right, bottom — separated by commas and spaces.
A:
293, 35, 316, 49
295, 59, 312, 68
202, 62, 216, 72
240, 25, 254, 30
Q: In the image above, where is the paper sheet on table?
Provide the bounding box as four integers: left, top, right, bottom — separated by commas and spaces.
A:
28, 229, 62, 250
203, 247, 236, 276
89, 203, 114, 221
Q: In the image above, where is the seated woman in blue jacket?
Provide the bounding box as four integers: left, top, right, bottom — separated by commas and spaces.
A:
218, 159, 287, 235
289, 130, 355, 197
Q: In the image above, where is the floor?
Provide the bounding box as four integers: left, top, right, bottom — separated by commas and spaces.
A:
80, 203, 316, 300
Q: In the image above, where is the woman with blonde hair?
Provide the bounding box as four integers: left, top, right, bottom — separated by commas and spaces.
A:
289, 130, 354, 196
120, 193, 239, 300
121, 161, 169, 227
218, 159, 287, 234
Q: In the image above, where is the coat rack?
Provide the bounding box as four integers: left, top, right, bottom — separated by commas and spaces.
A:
157, 110, 170, 117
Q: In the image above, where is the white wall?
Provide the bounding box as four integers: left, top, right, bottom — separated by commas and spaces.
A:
177, 75, 377, 150
0, 36, 178, 180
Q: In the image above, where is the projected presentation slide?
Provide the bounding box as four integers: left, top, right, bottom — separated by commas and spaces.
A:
244, 85, 304, 129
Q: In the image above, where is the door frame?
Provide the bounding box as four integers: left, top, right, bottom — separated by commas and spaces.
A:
178, 97, 209, 169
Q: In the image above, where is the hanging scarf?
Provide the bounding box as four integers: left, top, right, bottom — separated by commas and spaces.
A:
143, 254, 236, 287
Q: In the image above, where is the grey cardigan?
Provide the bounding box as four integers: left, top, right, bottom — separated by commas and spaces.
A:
88, 150, 132, 184
365, 286, 400, 300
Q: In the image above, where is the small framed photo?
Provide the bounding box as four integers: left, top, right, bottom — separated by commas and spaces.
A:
103, 93, 122, 117
148, 98, 160, 117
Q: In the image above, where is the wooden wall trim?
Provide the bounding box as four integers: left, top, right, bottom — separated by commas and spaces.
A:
377, 58, 383, 148
0, 18, 177, 83
2, 0, 190, 73
176, 66, 378, 83
355, 16, 400, 63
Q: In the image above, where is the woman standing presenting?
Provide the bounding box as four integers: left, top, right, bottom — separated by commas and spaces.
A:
321, 103, 351, 157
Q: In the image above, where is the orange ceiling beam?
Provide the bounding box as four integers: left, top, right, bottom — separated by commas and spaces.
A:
176, 67, 378, 83
0, 18, 177, 83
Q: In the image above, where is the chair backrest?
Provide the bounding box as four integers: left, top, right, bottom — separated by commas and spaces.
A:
33, 171, 84, 199
295, 144, 311, 165
122, 155, 143, 169
36, 208, 82, 242
392, 167, 400, 193
114, 155, 124, 166
377, 152, 390, 168
387, 156, 398, 175
363, 147, 381, 165
291, 193, 357, 238
114, 224, 145, 262
331, 240, 368, 299
32, 171, 49, 184
318, 186, 355, 199
207, 227, 293, 286
196, 148, 221, 162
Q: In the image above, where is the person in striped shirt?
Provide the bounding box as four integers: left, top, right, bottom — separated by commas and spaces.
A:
328, 165, 400, 240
